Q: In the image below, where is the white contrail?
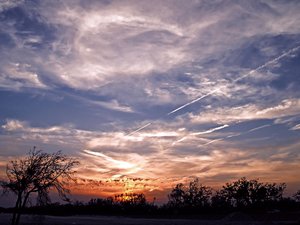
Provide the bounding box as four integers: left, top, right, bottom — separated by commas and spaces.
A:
200, 123, 271, 146
248, 124, 271, 132
192, 124, 229, 135
125, 45, 300, 135
172, 124, 229, 146
168, 45, 300, 116
126, 122, 152, 136
202, 138, 225, 146
233, 45, 300, 82
167, 89, 219, 115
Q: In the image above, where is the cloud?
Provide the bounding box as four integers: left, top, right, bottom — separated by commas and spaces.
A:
168, 45, 300, 116
291, 124, 300, 131
0, 63, 47, 90
0, 119, 97, 151
1, 0, 299, 92
1, 117, 300, 200
0, 0, 24, 12
38, 2, 188, 90
1, 119, 26, 131
189, 98, 300, 124
256, 99, 300, 117
78, 140, 300, 197
82, 149, 145, 177
84, 98, 134, 113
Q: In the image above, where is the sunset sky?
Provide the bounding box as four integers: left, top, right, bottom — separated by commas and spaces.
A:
1, 0, 300, 206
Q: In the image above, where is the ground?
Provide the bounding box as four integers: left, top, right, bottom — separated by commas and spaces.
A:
0, 213, 299, 225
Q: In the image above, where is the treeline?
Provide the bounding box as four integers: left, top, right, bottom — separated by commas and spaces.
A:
2, 177, 300, 217
165, 177, 299, 214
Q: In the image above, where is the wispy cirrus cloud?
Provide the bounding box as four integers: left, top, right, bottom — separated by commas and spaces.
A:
290, 124, 300, 131
189, 98, 300, 125
0, 62, 47, 90
1, 0, 299, 92
0, 0, 24, 12
1, 115, 300, 201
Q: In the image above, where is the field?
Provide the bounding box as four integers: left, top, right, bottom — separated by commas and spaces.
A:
0, 213, 299, 225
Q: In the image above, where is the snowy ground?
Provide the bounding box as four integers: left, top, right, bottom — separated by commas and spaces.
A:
0, 213, 298, 225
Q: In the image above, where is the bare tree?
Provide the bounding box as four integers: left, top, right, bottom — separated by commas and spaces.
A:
0, 148, 79, 225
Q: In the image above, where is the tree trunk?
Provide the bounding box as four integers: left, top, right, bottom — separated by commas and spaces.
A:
11, 192, 27, 225
15, 193, 29, 225
11, 193, 21, 225
15, 213, 21, 225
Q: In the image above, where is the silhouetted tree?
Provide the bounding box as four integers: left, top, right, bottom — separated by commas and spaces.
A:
168, 183, 185, 207
184, 178, 213, 208
168, 178, 212, 209
213, 177, 286, 208
0, 148, 79, 225
114, 193, 146, 206
293, 190, 300, 202
88, 197, 114, 206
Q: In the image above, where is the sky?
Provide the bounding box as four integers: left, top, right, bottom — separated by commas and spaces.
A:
1, 0, 300, 205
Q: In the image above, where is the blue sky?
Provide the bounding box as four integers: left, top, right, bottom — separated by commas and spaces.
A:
0, 0, 300, 204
